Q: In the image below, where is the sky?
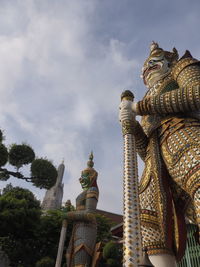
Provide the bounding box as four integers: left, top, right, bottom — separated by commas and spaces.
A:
0, 0, 200, 214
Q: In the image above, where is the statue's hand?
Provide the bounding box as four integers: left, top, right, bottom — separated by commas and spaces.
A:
137, 96, 152, 115
119, 100, 136, 124
143, 96, 152, 108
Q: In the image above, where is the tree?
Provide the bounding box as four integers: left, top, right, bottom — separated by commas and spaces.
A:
0, 186, 72, 266
0, 186, 41, 267
35, 257, 55, 267
0, 129, 57, 189
35, 209, 69, 259
0, 187, 66, 266
0, 186, 41, 238
103, 241, 122, 267
95, 214, 113, 242
0, 185, 115, 266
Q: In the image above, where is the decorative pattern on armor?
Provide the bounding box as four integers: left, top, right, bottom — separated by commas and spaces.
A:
160, 121, 200, 197
139, 155, 151, 194
171, 57, 199, 81
139, 75, 179, 136
65, 153, 99, 267
151, 83, 200, 115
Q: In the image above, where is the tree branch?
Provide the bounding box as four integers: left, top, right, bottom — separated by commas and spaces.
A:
0, 168, 32, 182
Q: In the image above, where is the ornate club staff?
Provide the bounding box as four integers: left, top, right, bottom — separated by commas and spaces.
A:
120, 90, 142, 267
55, 200, 72, 267
55, 219, 68, 267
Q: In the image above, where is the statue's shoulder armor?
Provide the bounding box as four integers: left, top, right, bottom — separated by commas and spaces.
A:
172, 56, 200, 81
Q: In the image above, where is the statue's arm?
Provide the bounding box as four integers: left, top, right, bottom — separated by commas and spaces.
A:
63, 189, 98, 222
64, 210, 96, 222
136, 85, 200, 115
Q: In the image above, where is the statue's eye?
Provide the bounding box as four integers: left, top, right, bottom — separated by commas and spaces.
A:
149, 60, 154, 63
148, 58, 162, 66
149, 60, 155, 65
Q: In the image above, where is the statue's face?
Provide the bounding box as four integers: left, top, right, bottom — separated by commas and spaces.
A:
142, 53, 170, 88
79, 171, 91, 190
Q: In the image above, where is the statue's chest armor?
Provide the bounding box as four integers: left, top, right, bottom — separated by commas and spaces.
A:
141, 81, 163, 136
142, 76, 179, 136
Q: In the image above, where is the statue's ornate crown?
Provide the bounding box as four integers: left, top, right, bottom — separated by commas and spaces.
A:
87, 151, 94, 168
81, 152, 98, 182
148, 41, 179, 63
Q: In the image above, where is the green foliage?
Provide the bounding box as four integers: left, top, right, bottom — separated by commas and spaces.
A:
8, 143, 35, 168
0, 187, 41, 239
103, 241, 118, 259
0, 129, 3, 142
0, 185, 116, 266
1, 186, 40, 208
2, 183, 14, 194
0, 237, 41, 267
103, 241, 122, 267
0, 143, 8, 167
107, 258, 119, 266
36, 209, 73, 264
0, 170, 10, 181
35, 209, 64, 256
96, 214, 113, 242
35, 257, 55, 267
0, 186, 41, 266
0, 186, 69, 266
31, 158, 57, 189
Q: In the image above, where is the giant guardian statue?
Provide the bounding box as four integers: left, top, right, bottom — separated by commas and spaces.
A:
119, 42, 200, 267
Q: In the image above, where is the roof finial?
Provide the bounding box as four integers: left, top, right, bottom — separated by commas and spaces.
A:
87, 151, 94, 168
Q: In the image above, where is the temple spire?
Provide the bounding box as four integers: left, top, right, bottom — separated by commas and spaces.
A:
41, 161, 65, 210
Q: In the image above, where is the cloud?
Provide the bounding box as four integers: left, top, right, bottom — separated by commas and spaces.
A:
0, 0, 140, 214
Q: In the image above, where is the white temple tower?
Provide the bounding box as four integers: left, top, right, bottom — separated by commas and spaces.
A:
41, 162, 65, 210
